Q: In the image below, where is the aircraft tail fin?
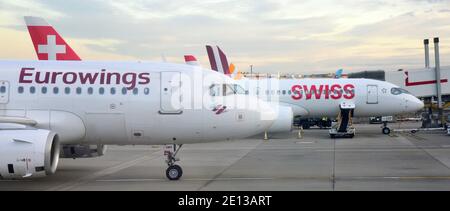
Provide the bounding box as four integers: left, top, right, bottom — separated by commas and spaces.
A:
335, 69, 343, 79
24, 16, 81, 61
184, 55, 200, 66
206, 45, 230, 74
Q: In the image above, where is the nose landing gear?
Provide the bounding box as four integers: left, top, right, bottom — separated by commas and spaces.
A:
382, 126, 391, 135
164, 144, 183, 180
381, 117, 393, 135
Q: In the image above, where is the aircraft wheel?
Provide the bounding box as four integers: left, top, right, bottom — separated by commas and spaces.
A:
166, 165, 183, 180
330, 134, 336, 138
382, 127, 391, 135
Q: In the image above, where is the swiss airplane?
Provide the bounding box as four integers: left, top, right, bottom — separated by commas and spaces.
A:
206, 45, 424, 135
0, 18, 297, 181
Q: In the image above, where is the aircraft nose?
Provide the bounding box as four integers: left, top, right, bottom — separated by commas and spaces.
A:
256, 100, 278, 130
406, 96, 424, 112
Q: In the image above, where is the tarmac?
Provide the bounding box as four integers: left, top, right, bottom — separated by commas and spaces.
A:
1, 122, 450, 191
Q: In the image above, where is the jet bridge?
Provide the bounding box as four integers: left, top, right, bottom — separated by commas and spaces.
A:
329, 102, 355, 138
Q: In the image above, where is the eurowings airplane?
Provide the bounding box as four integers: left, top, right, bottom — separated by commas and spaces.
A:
0, 60, 292, 181
23, 16, 293, 133
205, 45, 424, 135
0, 19, 296, 181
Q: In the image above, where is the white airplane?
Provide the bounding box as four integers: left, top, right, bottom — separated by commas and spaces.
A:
0, 19, 295, 181
0, 60, 291, 180
205, 45, 425, 136
23, 17, 293, 135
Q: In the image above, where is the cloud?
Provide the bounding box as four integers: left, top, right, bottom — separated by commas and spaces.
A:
0, 0, 65, 26
1, 0, 450, 73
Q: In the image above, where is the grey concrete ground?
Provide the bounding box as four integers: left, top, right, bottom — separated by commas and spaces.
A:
1, 122, 450, 191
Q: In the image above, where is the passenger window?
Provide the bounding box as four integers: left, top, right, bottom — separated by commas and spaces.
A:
53, 87, 59, 94
232, 84, 246, 95
0, 86, 5, 93
122, 88, 127, 95
88, 87, 93, 95
99, 87, 105, 95
18, 86, 24, 94
144, 88, 150, 95
111, 87, 116, 95
133, 88, 138, 95
277, 90, 281, 95
282, 90, 286, 95
65, 87, 70, 94
41, 87, 47, 94
30, 86, 36, 94
76, 87, 82, 94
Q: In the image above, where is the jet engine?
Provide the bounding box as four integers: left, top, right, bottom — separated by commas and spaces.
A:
60, 144, 107, 159
0, 129, 60, 179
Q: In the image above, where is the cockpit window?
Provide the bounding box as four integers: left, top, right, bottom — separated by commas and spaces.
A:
209, 84, 247, 96
210, 84, 221, 96
232, 84, 247, 95
224, 84, 235, 96
391, 87, 410, 95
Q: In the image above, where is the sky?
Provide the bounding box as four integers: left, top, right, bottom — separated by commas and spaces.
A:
0, 0, 450, 74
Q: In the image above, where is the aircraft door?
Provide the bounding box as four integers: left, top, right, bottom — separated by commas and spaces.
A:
160, 72, 182, 114
367, 85, 378, 104
0, 81, 9, 104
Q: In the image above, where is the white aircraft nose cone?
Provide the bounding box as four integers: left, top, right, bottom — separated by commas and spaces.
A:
256, 100, 278, 129
406, 96, 424, 112
415, 99, 425, 110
